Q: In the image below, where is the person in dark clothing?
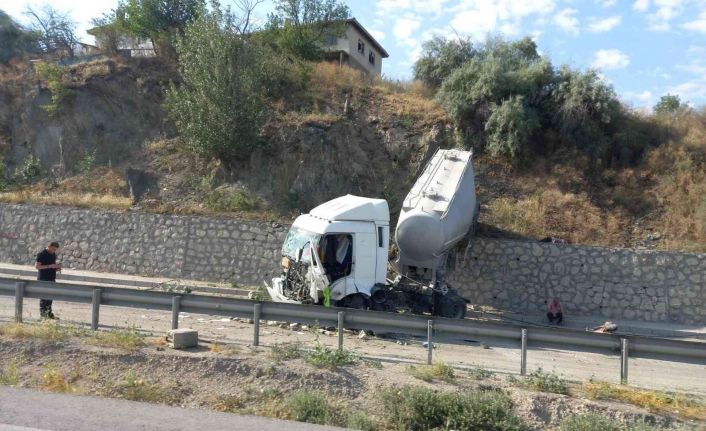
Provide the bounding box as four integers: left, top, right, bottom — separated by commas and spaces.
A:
547, 297, 563, 325
36, 241, 61, 319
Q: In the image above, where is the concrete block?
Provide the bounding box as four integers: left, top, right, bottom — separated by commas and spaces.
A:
168, 328, 198, 349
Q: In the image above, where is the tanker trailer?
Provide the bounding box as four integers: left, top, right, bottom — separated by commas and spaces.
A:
265, 149, 478, 318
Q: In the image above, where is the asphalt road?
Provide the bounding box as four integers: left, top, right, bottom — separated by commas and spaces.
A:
0, 387, 343, 431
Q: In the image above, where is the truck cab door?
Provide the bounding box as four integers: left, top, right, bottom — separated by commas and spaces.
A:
307, 243, 329, 304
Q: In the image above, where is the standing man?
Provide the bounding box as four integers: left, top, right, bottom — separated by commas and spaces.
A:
35, 241, 61, 319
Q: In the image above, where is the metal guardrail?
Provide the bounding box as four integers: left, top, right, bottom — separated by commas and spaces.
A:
1, 277, 705, 385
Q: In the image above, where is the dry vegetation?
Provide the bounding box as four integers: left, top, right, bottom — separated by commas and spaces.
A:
1, 59, 703, 252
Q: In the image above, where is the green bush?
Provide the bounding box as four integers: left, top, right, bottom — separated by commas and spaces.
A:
75, 150, 97, 175
35, 62, 70, 116
560, 414, 621, 431
406, 362, 455, 382
346, 411, 378, 431
286, 390, 333, 425
204, 189, 259, 212
485, 95, 539, 162
379, 386, 526, 431
304, 343, 358, 370
520, 369, 569, 395
15, 155, 43, 184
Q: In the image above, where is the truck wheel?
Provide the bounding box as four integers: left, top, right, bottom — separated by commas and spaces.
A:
339, 293, 369, 310
436, 293, 467, 319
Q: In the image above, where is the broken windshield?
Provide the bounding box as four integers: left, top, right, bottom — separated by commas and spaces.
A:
282, 227, 320, 263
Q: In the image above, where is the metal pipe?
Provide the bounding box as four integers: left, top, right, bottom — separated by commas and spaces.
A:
521, 328, 528, 376
621, 338, 629, 384
427, 320, 433, 365
171, 296, 181, 330
337, 311, 345, 351
91, 289, 102, 330
14, 281, 25, 323
253, 303, 262, 346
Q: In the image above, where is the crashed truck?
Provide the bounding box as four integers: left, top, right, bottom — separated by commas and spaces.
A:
265, 149, 478, 319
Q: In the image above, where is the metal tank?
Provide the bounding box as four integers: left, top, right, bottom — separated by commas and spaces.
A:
394, 149, 477, 281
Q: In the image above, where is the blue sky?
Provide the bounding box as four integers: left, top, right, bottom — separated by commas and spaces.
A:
3, 0, 706, 109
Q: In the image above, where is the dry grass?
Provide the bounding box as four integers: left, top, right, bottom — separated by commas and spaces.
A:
208, 341, 240, 356
0, 322, 84, 342
41, 363, 80, 393
281, 111, 343, 127
584, 381, 706, 421
87, 327, 145, 350
0, 358, 21, 386
108, 371, 180, 404
483, 189, 625, 245
406, 362, 456, 383
0, 190, 131, 210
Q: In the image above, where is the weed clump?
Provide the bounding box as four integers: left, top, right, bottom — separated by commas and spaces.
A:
271, 343, 302, 362
286, 390, 335, 425
518, 368, 569, 395
379, 385, 526, 431
0, 358, 21, 386
88, 326, 144, 350
304, 343, 357, 369
406, 362, 455, 383
110, 372, 180, 405
560, 414, 660, 431
584, 381, 706, 421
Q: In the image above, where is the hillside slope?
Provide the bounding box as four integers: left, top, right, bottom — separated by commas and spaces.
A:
0, 58, 704, 252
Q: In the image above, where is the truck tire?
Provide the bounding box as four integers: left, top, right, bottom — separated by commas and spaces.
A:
435, 292, 467, 319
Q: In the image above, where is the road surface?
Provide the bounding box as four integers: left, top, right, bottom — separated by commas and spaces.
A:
0, 387, 343, 431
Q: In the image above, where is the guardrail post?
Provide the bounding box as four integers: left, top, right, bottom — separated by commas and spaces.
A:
171, 296, 181, 330
427, 320, 433, 365
14, 281, 25, 323
620, 338, 629, 385
253, 303, 262, 346
521, 328, 528, 376
337, 311, 345, 351
91, 289, 102, 330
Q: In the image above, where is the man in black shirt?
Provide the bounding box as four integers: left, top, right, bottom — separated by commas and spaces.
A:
36, 241, 61, 319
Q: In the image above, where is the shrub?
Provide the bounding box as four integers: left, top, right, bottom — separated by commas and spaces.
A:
379, 386, 526, 431
560, 414, 621, 431
485, 95, 539, 161
14, 155, 43, 184
271, 343, 302, 362
346, 411, 378, 431
304, 343, 358, 369
204, 189, 259, 212
406, 362, 455, 383
34, 62, 71, 116
286, 390, 334, 425
75, 150, 97, 175
520, 369, 569, 395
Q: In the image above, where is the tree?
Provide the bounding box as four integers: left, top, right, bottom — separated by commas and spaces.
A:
266, 0, 349, 60
485, 96, 539, 161
119, 0, 205, 59
164, 4, 271, 162
90, 9, 128, 54
413, 36, 476, 89
24, 5, 78, 58
653, 94, 685, 116
551, 67, 621, 158
0, 10, 40, 63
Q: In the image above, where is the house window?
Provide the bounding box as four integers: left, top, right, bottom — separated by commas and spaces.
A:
369, 51, 376, 65
358, 39, 365, 54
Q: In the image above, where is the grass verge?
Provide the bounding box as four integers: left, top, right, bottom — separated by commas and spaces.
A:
512, 368, 570, 395
584, 381, 706, 421
406, 362, 455, 383
0, 190, 131, 210
304, 343, 357, 369
379, 385, 526, 431
0, 322, 84, 342
87, 326, 145, 350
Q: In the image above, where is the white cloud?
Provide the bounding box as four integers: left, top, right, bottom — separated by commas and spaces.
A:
667, 80, 706, 101
587, 15, 622, 32
369, 30, 386, 41
624, 90, 654, 110
554, 8, 580, 35
393, 17, 422, 47
597, 0, 617, 6
633, 0, 650, 12
591, 49, 630, 70
645, 0, 685, 32
683, 11, 706, 33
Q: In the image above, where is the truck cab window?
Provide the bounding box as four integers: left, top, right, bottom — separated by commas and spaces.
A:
319, 234, 353, 282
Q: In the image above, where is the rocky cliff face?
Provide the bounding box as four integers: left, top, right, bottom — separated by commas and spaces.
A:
0, 58, 455, 216
0, 58, 173, 175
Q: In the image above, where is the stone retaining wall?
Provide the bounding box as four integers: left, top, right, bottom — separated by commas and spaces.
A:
0, 203, 287, 286
448, 239, 705, 324
1, 203, 704, 324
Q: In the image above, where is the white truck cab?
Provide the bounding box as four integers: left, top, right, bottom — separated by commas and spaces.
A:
268, 195, 390, 305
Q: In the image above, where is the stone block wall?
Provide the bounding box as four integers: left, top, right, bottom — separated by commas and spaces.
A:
448, 238, 706, 325
0, 203, 287, 286
1, 203, 704, 324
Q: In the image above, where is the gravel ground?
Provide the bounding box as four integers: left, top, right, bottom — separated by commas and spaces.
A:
0, 330, 704, 430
